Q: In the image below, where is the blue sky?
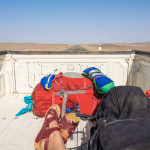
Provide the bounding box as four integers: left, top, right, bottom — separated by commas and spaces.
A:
0, 0, 150, 44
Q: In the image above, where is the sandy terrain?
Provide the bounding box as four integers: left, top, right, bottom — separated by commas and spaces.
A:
0, 43, 73, 51
0, 43, 150, 52
81, 43, 150, 51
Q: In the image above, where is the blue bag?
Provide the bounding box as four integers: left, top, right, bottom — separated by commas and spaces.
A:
83, 67, 115, 94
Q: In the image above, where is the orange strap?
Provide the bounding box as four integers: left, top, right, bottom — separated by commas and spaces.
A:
83, 76, 87, 89
52, 91, 56, 105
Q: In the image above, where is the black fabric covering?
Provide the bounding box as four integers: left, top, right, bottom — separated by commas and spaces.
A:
96, 86, 150, 120
78, 86, 150, 150
99, 118, 150, 150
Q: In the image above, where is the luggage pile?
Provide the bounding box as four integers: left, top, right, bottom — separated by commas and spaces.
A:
31, 67, 115, 117
17, 66, 150, 149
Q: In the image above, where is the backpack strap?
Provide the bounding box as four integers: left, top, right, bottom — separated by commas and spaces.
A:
56, 90, 86, 118
52, 91, 56, 105
83, 76, 87, 89
93, 75, 106, 83
76, 114, 96, 120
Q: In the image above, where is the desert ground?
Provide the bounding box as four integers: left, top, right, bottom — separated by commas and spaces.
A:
0, 42, 150, 52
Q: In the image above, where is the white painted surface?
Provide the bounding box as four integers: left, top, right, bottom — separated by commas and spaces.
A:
0, 72, 5, 97
128, 54, 150, 91
0, 54, 14, 95
12, 54, 131, 93
0, 94, 42, 150
0, 94, 92, 150
1, 52, 150, 93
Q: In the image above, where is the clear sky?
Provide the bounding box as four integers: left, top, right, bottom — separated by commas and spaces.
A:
0, 0, 150, 44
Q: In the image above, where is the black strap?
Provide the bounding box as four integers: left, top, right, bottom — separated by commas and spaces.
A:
76, 114, 96, 120
76, 118, 106, 150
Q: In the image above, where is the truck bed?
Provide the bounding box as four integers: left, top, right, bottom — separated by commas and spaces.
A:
1, 50, 150, 149
0, 94, 44, 150
0, 94, 91, 150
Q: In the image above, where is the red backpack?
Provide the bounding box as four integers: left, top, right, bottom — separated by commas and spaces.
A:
31, 72, 101, 117
31, 83, 53, 117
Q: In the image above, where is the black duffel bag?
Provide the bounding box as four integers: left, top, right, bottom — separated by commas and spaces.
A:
78, 86, 150, 150
96, 118, 150, 150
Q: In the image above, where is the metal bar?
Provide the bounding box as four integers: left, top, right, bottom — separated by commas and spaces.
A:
61, 90, 86, 118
